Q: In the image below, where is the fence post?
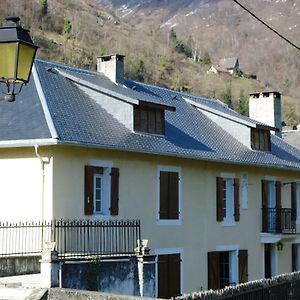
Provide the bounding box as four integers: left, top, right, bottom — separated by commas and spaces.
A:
40, 241, 60, 288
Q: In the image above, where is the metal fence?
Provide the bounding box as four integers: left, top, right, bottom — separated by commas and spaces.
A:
262, 208, 296, 234
176, 273, 300, 300
0, 219, 140, 259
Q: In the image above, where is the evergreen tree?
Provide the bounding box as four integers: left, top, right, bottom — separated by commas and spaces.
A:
201, 51, 211, 65
238, 89, 248, 115
64, 18, 72, 39
223, 85, 233, 109
39, 0, 48, 16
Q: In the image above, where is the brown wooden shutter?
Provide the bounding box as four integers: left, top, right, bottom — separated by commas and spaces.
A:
216, 177, 224, 222
262, 180, 269, 232
159, 171, 169, 219
158, 254, 181, 298
292, 244, 297, 272
158, 255, 169, 299
239, 250, 248, 283
208, 252, 220, 290
169, 254, 181, 297
291, 183, 297, 221
84, 166, 94, 215
169, 172, 179, 219
110, 167, 119, 216
234, 178, 240, 222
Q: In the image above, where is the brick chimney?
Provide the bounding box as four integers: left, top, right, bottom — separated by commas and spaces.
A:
96, 54, 125, 85
248, 91, 282, 137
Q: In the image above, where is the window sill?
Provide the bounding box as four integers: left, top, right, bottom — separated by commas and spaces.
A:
157, 219, 182, 226
89, 214, 112, 220
221, 220, 236, 227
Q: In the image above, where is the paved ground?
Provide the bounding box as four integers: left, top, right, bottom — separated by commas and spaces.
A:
0, 274, 45, 300
0, 274, 41, 289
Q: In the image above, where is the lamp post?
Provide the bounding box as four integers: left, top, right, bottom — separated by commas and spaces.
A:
0, 16, 38, 102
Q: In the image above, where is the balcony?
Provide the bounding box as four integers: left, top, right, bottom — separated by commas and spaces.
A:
262, 208, 296, 234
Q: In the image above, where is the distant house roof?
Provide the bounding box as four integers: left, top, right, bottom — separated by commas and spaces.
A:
282, 127, 300, 149
218, 57, 239, 70
0, 59, 299, 171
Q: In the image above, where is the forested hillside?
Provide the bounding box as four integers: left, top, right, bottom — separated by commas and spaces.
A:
1, 0, 299, 124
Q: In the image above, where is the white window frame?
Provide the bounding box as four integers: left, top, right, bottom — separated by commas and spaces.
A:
296, 182, 300, 224
220, 173, 236, 227
264, 176, 276, 209
157, 165, 182, 226
155, 247, 183, 297
88, 160, 113, 218
93, 173, 104, 213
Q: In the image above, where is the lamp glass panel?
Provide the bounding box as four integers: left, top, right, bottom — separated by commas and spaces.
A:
17, 43, 36, 83
0, 43, 17, 81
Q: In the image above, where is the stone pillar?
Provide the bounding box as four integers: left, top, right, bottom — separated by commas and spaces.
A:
40, 242, 60, 288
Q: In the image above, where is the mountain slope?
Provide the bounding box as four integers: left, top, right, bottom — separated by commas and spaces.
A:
0, 0, 299, 124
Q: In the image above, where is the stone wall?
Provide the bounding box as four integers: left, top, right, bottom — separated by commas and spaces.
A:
61, 255, 156, 297
0, 256, 40, 277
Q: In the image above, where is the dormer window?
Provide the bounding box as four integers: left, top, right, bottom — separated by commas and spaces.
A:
251, 128, 271, 151
134, 105, 165, 135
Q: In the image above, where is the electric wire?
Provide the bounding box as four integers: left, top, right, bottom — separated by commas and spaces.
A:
233, 0, 300, 52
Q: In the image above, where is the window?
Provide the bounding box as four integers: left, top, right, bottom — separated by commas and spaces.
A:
292, 182, 299, 224
94, 174, 103, 213
251, 128, 271, 151
134, 105, 165, 135
158, 167, 181, 223
208, 250, 248, 290
261, 180, 281, 232
84, 166, 119, 216
216, 176, 240, 224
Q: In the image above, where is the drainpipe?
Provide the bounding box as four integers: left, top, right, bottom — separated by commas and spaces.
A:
34, 145, 45, 222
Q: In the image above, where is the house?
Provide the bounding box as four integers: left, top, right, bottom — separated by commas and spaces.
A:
282, 125, 300, 149
0, 54, 300, 298
208, 57, 240, 75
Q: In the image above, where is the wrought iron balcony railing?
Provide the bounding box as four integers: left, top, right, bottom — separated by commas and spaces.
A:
262, 208, 296, 234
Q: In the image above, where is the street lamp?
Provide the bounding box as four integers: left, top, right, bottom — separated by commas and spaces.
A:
0, 16, 38, 102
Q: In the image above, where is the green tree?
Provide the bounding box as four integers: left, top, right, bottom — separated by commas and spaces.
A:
63, 18, 72, 39
132, 59, 145, 82
169, 28, 177, 48
238, 89, 248, 115
39, 0, 48, 16
201, 51, 211, 65
223, 85, 233, 109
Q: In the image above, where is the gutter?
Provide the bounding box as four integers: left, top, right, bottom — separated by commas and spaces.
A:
0, 138, 58, 148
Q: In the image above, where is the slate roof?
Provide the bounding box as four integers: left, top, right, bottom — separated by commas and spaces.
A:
218, 57, 239, 70
0, 59, 300, 171
282, 130, 300, 149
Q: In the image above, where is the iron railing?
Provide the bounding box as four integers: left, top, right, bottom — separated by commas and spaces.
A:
262, 208, 296, 234
0, 219, 141, 259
